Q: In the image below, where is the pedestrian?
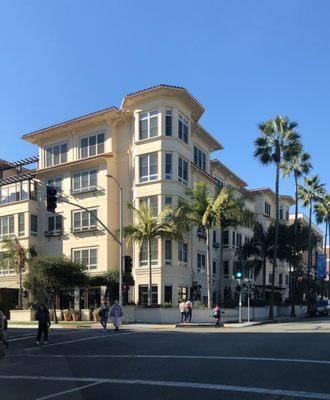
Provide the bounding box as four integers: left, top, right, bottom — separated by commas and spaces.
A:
212, 305, 223, 328
0, 308, 8, 348
185, 299, 193, 323
35, 304, 50, 345
98, 300, 110, 330
179, 300, 186, 323
110, 300, 122, 332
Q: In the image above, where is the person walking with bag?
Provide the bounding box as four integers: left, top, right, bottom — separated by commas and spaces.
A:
35, 305, 50, 345
0, 308, 8, 348
110, 300, 122, 332
212, 305, 224, 328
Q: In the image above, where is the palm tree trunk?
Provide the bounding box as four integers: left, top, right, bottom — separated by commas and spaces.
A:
321, 220, 327, 299
148, 239, 152, 307
262, 258, 266, 304
206, 228, 212, 308
269, 163, 280, 320
218, 227, 225, 305
307, 200, 312, 314
18, 263, 22, 310
290, 173, 299, 317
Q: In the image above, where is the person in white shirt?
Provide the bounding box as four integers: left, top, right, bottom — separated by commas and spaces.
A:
179, 301, 186, 323
185, 300, 193, 323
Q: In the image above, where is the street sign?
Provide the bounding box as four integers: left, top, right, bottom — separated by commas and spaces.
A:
316, 254, 327, 279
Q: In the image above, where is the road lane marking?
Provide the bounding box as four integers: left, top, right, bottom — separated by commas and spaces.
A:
26, 354, 330, 365
0, 374, 329, 399
8, 329, 93, 343
34, 382, 102, 400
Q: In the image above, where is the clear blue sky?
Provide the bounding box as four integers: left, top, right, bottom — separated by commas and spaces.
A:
0, 0, 329, 223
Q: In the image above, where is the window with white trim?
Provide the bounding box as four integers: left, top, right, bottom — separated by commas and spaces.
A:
139, 196, 158, 217
73, 248, 98, 270
140, 239, 158, 266
165, 153, 172, 180
72, 170, 97, 193
48, 215, 63, 233
139, 153, 158, 182
223, 260, 229, 278
178, 157, 188, 185
0, 215, 14, 239
165, 109, 172, 136
178, 286, 188, 302
46, 143, 68, 167
139, 111, 158, 140
178, 114, 189, 144
47, 177, 62, 192
0, 253, 14, 275
18, 213, 25, 237
178, 242, 188, 264
265, 202, 271, 216
165, 196, 172, 206
72, 209, 97, 232
197, 252, 206, 271
165, 239, 172, 265
80, 132, 105, 159
194, 146, 206, 171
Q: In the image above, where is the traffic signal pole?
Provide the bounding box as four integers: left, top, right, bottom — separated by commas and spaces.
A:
238, 277, 242, 323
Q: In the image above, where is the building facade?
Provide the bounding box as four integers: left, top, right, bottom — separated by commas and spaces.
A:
0, 85, 306, 309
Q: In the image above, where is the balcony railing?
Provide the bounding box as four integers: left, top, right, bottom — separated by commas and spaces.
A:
71, 225, 99, 234
44, 229, 63, 238
70, 185, 103, 195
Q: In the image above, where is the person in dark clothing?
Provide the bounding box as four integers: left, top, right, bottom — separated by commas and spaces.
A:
35, 305, 50, 345
99, 300, 110, 330
0, 309, 8, 348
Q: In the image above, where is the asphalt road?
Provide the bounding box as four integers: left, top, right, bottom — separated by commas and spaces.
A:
1, 320, 330, 399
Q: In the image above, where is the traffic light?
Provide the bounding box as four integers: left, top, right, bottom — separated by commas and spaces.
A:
46, 185, 58, 213
235, 271, 243, 279
124, 256, 132, 274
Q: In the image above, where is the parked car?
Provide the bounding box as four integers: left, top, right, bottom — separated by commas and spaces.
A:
310, 300, 329, 317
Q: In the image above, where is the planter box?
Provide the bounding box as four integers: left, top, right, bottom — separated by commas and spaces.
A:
10, 310, 35, 322
81, 309, 91, 321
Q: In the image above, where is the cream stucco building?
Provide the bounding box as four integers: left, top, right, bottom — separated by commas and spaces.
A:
0, 85, 299, 310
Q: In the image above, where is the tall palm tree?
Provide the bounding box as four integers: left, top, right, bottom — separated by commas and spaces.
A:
282, 150, 312, 316
123, 204, 182, 307
0, 237, 37, 309
254, 115, 300, 319
314, 194, 330, 297
177, 182, 252, 308
298, 176, 325, 311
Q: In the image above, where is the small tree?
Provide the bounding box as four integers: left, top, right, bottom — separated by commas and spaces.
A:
0, 237, 37, 309
24, 255, 88, 322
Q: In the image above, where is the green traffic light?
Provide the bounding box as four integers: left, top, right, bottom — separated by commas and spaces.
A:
236, 272, 242, 278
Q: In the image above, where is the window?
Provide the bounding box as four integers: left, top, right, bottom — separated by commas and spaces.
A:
223, 260, 229, 278
138, 285, 158, 306
0, 181, 30, 205
47, 177, 62, 192
278, 273, 283, 285
165, 110, 172, 136
279, 208, 283, 220
139, 153, 158, 182
80, 133, 105, 158
213, 261, 217, 275
165, 285, 172, 303
233, 262, 240, 275
18, 213, 25, 237
165, 153, 172, 180
178, 242, 188, 264
73, 248, 98, 270
0, 216, 14, 239
165, 240, 172, 265
265, 202, 271, 216
244, 237, 250, 245
213, 230, 217, 243
72, 209, 97, 232
197, 252, 206, 271
236, 233, 242, 247
48, 215, 63, 233
72, 170, 97, 193
139, 111, 158, 140
193, 146, 206, 171
165, 196, 172, 206
140, 239, 158, 266
232, 231, 236, 248
285, 275, 289, 286
0, 253, 14, 275
30, 215, 38, 237
269, 273, 273, 284
139, 196, 158, 217
215, 178, 224, 188
178, 286, 188, 302
178, 114, 189, 143
178, 157, 188, 185
222, 230, 229, 247
46, 143, 67, 167
285, 210, 289, 221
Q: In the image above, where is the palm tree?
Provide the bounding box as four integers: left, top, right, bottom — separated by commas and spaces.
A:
0, 237, 37, 309
314, 194, 330, 297
254, 115, 300, 319
123, 204, 182, 307
282, 150, 312, 316
298, 175, 325, 312
177, 182, 252, 308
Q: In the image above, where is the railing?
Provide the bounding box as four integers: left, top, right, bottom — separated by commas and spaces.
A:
70, 185, 103, 195
44, 229, 63, 237
71, 225, 99, 233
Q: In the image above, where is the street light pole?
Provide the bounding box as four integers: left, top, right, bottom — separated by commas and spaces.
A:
107, 175, 123, 306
